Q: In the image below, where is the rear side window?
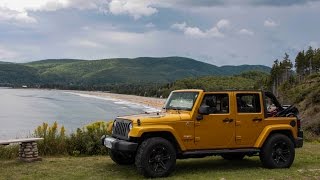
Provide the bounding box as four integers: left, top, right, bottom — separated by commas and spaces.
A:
236, 93, 261, 113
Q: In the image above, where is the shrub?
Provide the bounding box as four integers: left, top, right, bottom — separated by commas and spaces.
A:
0, 145, 19, 159
34, 121, 111, 156
34, 122, 67, 155
67, 121, 110, 156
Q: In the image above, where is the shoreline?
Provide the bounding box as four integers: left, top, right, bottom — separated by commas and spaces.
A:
65, 90, 166, 110
2, 87, 166, 110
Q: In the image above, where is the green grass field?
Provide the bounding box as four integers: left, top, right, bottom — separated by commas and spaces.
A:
0, 142, 319, 180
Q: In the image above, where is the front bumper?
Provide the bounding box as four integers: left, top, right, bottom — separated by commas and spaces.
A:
101, 135, 138, 152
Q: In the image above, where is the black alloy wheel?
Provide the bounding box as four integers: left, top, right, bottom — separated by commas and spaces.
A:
271, 141, 291, 166
148, 145, 172, 173
260, 133, 295, 168
135, 137, 176, 178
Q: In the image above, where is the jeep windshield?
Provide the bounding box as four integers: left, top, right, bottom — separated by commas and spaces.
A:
164, 92, 199, 111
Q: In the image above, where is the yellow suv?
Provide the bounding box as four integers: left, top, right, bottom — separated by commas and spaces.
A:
102, 89, 303, 178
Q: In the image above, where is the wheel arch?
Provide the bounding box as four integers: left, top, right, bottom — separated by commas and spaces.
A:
254, 125, 295, 148
138, 131, 182, 153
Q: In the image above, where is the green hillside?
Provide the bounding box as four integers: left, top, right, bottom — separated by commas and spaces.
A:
0, 61, 12, 64
25, 59, 85, 74
156, 71, 269, 97
0, 64, 39, 84
0, 57, 270, 86
220, 65, 271, 75
279, 74, 320, 139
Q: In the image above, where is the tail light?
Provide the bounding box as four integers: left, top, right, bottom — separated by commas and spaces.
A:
297, 118, 301, 130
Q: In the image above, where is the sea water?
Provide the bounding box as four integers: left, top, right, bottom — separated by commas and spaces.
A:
0, 88, 156, 139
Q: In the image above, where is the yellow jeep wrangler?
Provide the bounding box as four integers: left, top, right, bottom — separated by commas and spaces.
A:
102, 89, 303, 178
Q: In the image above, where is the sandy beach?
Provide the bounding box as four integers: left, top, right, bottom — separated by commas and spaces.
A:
68, 90, 166, 109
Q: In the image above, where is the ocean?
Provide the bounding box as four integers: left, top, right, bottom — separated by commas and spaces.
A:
0, 88, 155, 139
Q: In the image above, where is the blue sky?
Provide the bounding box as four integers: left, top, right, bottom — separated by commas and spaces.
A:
0, 0, 319, 66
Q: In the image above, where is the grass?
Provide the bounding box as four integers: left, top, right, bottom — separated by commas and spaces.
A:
0, 142, 320, 180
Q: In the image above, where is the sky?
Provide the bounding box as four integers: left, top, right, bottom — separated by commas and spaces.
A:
0, 0, 320, 66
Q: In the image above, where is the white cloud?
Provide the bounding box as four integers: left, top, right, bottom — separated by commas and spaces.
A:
216, 19, 230, 29
308, 41, 319, 48
171, 22, 187, 30
184, 26, 207, 37
108, 0, 158, 19
0, 8, 37, 23
238, 28, 254, 35
0, 0, 104, 23
171, 20, 228, 38
264, 19, 278, 27
75, 40, 102, 48
145, 22, 155, 28
0, 46, 19, 60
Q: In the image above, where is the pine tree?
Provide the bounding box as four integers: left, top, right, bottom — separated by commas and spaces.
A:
305, 46, 314, 75
295, 50, 306, 78
313, 48, 320, 73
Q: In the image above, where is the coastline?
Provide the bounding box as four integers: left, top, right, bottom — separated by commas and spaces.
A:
65, 90, 166, 110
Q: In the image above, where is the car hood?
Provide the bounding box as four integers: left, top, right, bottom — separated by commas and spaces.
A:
118, 111, 192, 124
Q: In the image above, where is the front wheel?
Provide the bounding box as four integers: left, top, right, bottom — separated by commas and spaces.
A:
135, 137, 176, 178
260, 134, 295, 168
109, 150, 135, 165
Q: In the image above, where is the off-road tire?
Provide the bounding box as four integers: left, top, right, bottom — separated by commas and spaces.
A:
135, 137, 176, 178
221, 153, 246, 160
109, 150, 135, 165
260, 133, 295, 168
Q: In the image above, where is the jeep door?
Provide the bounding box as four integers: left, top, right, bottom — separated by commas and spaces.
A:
194, 92, 236, 149
234, 92, 265, 147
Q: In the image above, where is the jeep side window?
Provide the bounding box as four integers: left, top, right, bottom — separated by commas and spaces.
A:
236, 94, 261, 113
200, 94, 229, 114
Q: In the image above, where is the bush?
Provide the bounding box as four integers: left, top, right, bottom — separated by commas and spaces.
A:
67, 121, 110, 156
34, 122, 67, 155
303, 130, 320, 142
0, 145, 19, 159
34, 121, 112, 156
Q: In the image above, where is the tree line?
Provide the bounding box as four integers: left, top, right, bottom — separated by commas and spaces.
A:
269, 46, 320, 102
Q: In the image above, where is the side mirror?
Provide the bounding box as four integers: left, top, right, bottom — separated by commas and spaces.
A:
198, 106, 209, 115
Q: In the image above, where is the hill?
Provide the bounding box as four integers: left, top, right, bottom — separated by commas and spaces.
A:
281, 74, 320, 139
0, 61, 12, 64
0, 64, 39, 84
0, 57, 271, 86
220, 65, 271, 75
156, 71, 269, 97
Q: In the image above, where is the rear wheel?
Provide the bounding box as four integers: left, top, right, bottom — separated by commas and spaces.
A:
109, 150, 135, 165
221, 153, 245, 160
260, 134, 295, 168
135, 137, 176, 178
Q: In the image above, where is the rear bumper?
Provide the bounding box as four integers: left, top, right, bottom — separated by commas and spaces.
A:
101, 135, 138, 152
295, 130, 304, 148
295, 137, 303, 148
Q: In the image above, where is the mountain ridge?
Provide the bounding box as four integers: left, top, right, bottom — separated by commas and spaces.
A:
0, 56, 271, 85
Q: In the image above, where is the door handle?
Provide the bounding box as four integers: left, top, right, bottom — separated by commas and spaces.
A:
252, 118, 262, 122
223, 118, 233, 123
